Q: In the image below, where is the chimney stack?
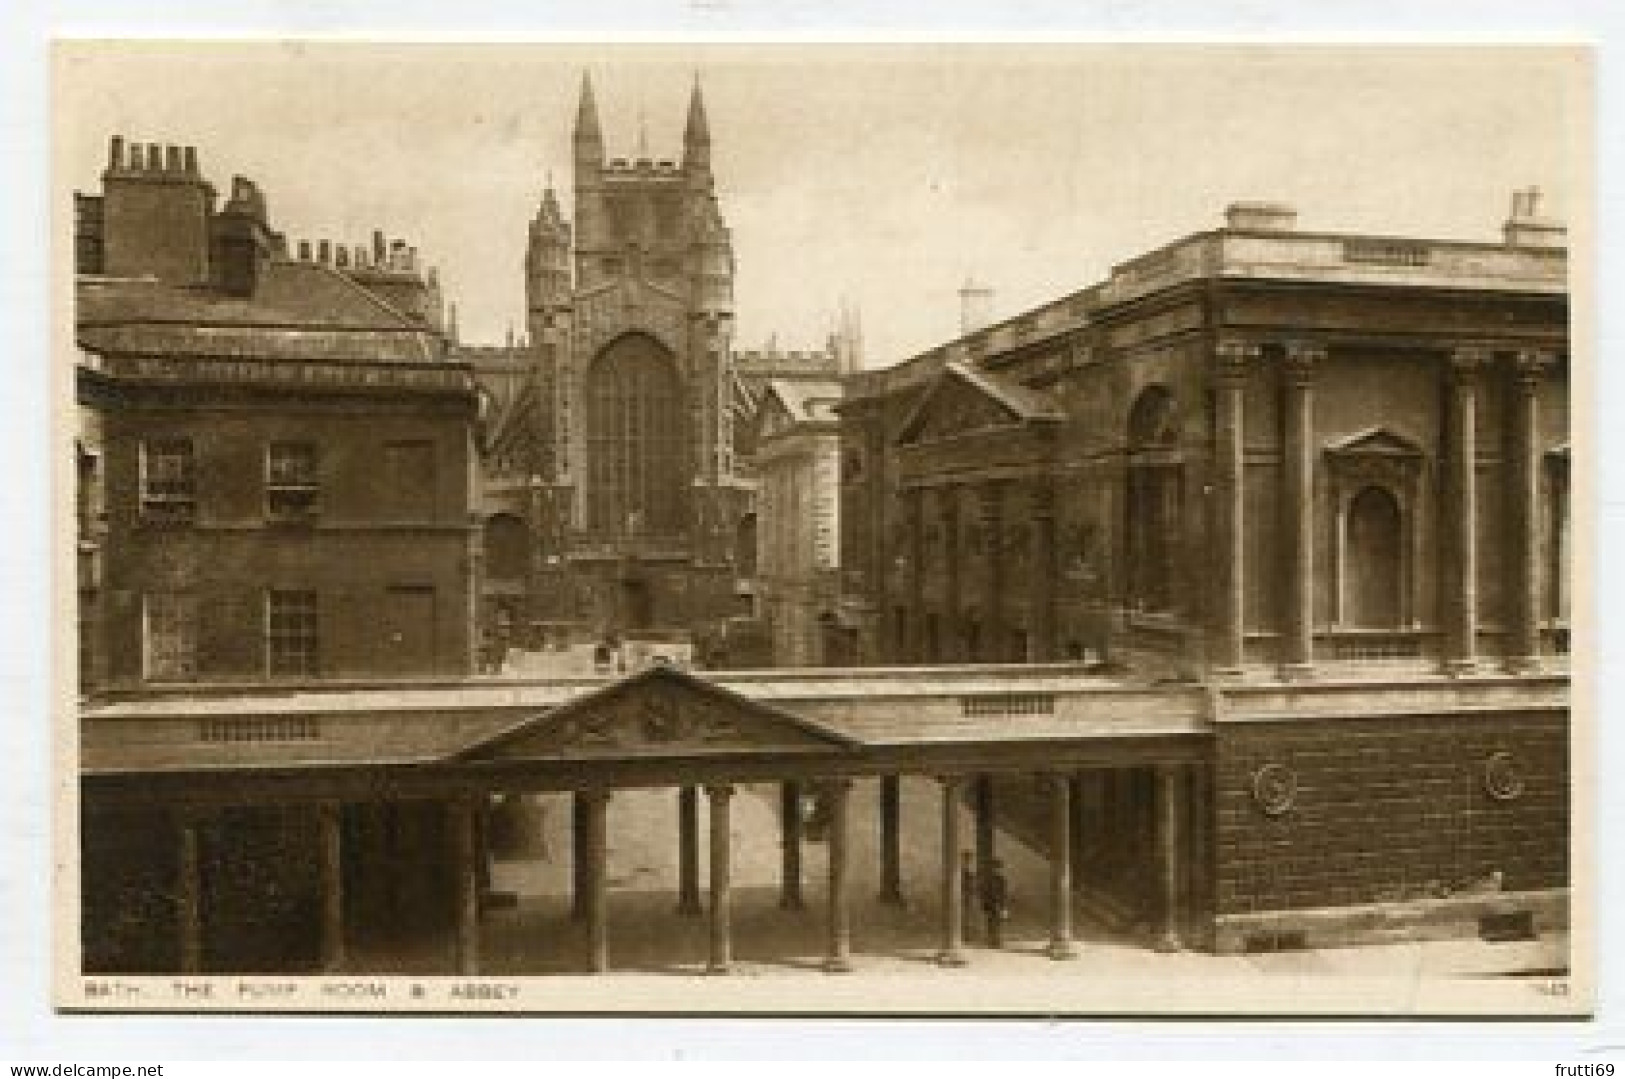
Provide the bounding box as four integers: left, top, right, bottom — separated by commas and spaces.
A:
958, 278, 994, 335
1503, 186, 1566, 249
108, 135, 125, 170
1224, 201, 1298, 232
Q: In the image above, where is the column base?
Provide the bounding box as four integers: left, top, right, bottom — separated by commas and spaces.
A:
677, 899, 703, 918
935, 949, 968, 967
822, 955, 854, 974
1277, 662, 1315, 683
1046, 938, 1079, 961
705, 962, 732, 976
1209, 665, 1248, 682
1504, 655, 1543, 676
1443, 658, 1480, 678
778, 894, 806, 911
1151, 934, 1183, 954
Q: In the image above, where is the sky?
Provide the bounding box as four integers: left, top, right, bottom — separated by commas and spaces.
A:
56, 43, 1587, 367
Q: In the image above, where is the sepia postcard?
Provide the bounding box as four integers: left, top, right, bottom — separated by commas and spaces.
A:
51, 40, 1592, 1016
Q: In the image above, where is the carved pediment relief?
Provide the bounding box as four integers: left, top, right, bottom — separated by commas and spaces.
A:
457, 667, 857, 762
898, 376, 1021, 446
1324, 426, 1426, 490
1324, 426, 1423, 459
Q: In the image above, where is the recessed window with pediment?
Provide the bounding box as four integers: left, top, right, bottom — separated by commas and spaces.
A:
1125, 385, 1183, 614
1324, 427, 1426, 630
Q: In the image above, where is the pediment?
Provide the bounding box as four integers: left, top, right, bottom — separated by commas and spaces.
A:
456, 667, 859, 762
898, 370, 1022, 446
1324, 426, 1423, 458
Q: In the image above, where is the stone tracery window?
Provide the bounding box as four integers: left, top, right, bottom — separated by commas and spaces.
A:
585, 333, 688, 537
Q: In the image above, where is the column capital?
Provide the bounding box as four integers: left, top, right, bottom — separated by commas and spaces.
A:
1028, 483, 1056, 519
1214, 337, 1261, 383
578, 787, 612, 808
819, 776, 854, 797
1283, 341, 1326, 386
1513, 348, 1555, 387
976, 480, 1005, 519
703, 783, 735, 802
1449, 344, 1495, 381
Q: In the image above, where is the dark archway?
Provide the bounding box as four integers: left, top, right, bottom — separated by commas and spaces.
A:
1345, 485, 1403, 629
1124, 386, 1182, 614
484, 514, 529, 582
585, 333, 688, 537
734, 512, 758, 576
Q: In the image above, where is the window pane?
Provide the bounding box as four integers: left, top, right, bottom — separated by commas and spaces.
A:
144, 592, 197, 680
266, 589, 319, 677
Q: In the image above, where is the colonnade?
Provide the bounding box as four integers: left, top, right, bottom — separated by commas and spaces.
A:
166, 764, 1197, 976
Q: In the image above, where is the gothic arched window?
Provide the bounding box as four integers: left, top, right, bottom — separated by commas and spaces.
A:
585, 334, 688, 537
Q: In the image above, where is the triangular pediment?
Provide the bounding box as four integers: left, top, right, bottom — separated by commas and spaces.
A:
897, 364, 1032, 446
1324, 426, 1423, 457
455, 666, 860, 762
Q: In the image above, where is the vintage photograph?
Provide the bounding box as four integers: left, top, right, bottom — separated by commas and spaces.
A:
55, 42, 1585, 1014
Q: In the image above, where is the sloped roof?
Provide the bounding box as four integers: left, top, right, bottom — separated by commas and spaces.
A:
895, 360, 1063, 443
762, 378, 842, 424
77, 260, 442, 365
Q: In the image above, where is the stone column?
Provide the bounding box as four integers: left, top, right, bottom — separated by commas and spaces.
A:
1153, 764, 1185, 953
943, 489, 962, 661
973, 774, 996, 884
571, 791, 589, 920
582, 789, 612, 973
1044, 774, 1077, 960
677, 785, 702, 916
1031, 485, 1058, 662
1213, 339, 1257, 675
449, 798, 481, 975
879, 774, 904, 905
779, 781, 804, 910
318, 801, 346, 972
823, 778, 854, 973
936, 775, 968, 966
1280, 342, 1322, 678
176, 810, 203, 975
979, 483, 1005, 659
1507, 350, 1550, 673
1447, 347, 1489, 674
907, 487, 926, 662
705, 784, 734, 974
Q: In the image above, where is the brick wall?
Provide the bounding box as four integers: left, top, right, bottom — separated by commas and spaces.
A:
1213, 711, 1567, 916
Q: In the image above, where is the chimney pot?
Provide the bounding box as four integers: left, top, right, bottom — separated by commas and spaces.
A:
184, 146, 198, 175
335, 245, 349, 268
373, 230, 386, 265
1225, 201, 1298, 232
318, 240, 332, 264
108, 136, 124, 170
298, 240, 312, 261
146, 143, 162, 172
354, 245, 368, 268
129, 143, 144, 170
165, 145, 182, 173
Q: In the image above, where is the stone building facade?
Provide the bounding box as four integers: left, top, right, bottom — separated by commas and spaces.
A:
476, 78, 750, 657
74, 137, 478, 691
750, 378, 845, 666
838, 195, 1570, 942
